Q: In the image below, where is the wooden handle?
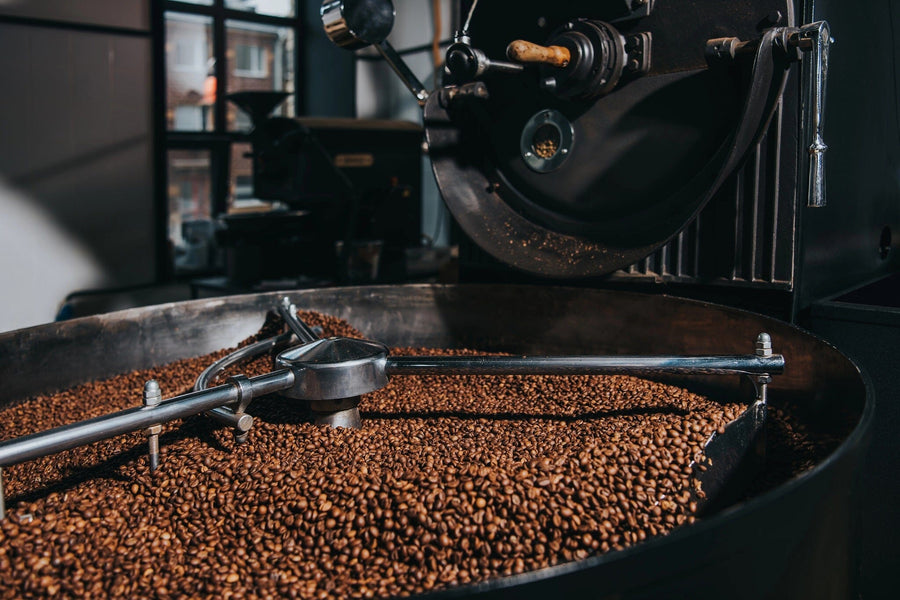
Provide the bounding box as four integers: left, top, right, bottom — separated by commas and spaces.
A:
506, 40, 571, 68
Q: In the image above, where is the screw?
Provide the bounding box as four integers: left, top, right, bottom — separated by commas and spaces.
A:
143, 380, 163, 473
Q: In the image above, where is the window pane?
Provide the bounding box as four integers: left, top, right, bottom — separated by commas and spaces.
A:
168, 149, 217, 272
226, 20, 295, 131
225, 0, 294, 18
229, 142, 256, 210
166, 12, 214, 131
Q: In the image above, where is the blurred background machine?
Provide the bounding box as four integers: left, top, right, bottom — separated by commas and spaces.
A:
219, 91, 423, 286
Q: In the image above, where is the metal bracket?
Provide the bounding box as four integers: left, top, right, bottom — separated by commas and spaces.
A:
438, 82, 490, 109
613, 0, 655, 22
625, 32, 652, 74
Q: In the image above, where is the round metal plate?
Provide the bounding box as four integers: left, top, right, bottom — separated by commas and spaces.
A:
276, 337, 389, 400
520, 109, 575, 173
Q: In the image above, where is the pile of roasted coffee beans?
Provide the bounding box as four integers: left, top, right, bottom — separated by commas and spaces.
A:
0, 312, 838, 598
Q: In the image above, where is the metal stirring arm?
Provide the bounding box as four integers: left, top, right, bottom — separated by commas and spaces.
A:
0, 369, 296, 471
0, 322, 782, 519
385, 353, 783, 378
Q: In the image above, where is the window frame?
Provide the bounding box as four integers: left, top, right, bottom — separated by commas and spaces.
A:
152, 0, 303, 279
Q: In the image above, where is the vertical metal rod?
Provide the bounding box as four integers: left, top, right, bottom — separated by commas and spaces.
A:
148, 436, 160, 473
461, 0, 480, 36
795, 21, 831, 207
755, 332, 773, 402
143, 380, 163, 474
278, 297, 320, 343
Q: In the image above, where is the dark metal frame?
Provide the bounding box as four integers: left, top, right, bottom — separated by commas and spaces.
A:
0, 14, 150, 37
151, 0, 305, 280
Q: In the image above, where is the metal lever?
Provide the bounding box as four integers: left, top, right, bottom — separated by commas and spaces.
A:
320, 0, 429, 105
791, 21, 831, 208
445, 39, 525, 81
278, 296, 320, 343
375, 40, 430, 105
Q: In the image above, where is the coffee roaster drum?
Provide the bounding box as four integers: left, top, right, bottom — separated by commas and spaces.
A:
0, 285, 871, 599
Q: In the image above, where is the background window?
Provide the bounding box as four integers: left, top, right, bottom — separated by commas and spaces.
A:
168, 149, 216, 272
225, 0, 294, 18
165, 12, 213, 131
235, 44, 266, 77
173, 105, 205, 130
226, 20, 295, 131
160, 1, 300, 275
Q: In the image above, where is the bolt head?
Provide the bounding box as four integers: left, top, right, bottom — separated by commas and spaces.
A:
755, 332, 773, 356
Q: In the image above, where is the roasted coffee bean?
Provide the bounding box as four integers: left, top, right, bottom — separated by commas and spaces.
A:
0, 310, 839, 599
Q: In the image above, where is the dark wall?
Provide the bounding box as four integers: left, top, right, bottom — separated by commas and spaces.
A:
798, 0, 900, 306
0, 3, 155, 331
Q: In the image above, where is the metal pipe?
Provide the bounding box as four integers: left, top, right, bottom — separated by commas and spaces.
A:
376, 40, 430, 105
207, 407, 254, 432
798, 21, 831, 208
385, 354, 784, 377
278, 297, 319, 343
0, 369, 294, 468
194, 331, 294, 392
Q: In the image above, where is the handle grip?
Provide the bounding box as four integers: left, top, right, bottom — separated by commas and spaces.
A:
506, 40, 571, 68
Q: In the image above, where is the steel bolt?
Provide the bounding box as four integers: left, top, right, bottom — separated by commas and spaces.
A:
143, 380, 163, 473
755, 333, 772, 357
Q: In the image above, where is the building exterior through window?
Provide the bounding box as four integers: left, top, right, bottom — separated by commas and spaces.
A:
160, 0, 300, 274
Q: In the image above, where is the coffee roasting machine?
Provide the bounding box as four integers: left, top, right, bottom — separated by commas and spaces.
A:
220, 92, 423, 285
325, 0, 900, 320
0, 0, 896, 598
